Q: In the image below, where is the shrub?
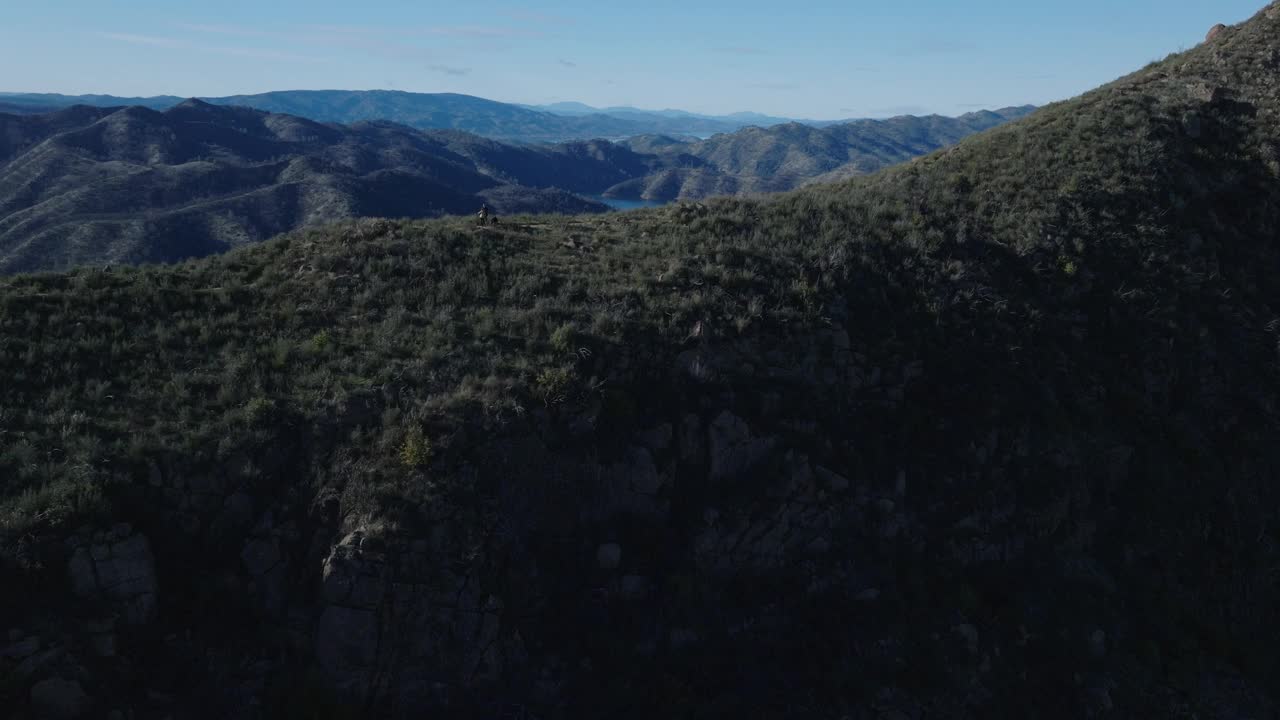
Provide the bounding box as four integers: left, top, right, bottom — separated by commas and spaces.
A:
245, 396, 275, 426
550, 322, 576, 355
535, 366, 574, 407
399, 425, 432, 469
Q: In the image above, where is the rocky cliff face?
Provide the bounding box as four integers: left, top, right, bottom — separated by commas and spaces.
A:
4, 313, 1277, 718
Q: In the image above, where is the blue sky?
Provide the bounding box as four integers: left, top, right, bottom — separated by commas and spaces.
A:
0, 1, 1266, 119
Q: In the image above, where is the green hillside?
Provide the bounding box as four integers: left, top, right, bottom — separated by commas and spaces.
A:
1, 6, 1279, 720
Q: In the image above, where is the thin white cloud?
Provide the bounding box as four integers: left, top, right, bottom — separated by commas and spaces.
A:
425, 25, 540, 38
94, 31, 322, 63
894, 38, 980, 56
173, 22, 273, 37
500, 9, 575, 25
172, 22, 441, 62
714, 46, 768, 55
869, 104, 932, 116
298, 23, 539, 39
96, 32, 189, 49
428, 64, 471, 76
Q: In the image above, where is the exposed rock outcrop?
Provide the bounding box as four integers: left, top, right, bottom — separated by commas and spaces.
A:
65, 526, 158, 625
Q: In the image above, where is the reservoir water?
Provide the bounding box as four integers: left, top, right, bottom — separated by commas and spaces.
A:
587, 195, 669, 211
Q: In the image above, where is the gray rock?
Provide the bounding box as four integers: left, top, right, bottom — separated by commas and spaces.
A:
832, 329, 851, 353
66, 533, 159, 624
241, 536, 282, 578
14, 646, 65, 679
1183, 112, 1202, 139
708, 411, 776, 480
91, 633, 117, 658
816, 466, 850, 492
669, 628, 699, 650
619, 575, 649, 599
316, 605, 380, 675
637, 423, 673, 452
322, 540, 387, 609
30, 677, 89, 719
1085, 682, 1114, 713
67, 548, 98, 597
676, 349, 718, 383
219, 493, 255, 534
806, 536, 832, 554
954, 624, 979, 655
1, 635, 40, 659
621, 446, 663, 495
1089, 629, 1107, 659
679, 414, 704, 463
596, 543, 622, 570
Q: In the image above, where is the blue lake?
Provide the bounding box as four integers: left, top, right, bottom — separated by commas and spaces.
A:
587, 195, 669, 211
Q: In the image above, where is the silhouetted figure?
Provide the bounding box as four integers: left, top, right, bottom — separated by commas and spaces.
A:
477, 203, 491, 226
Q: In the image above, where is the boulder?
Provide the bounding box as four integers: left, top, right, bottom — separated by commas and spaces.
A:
596, 543, 622, 570
66, 532, 158, 624
315, 604, 381, 698
708, 411, 776, 480
30, 677, 89, 719
1, 635, 40, 660
816, 466, 850, 492
1206, 23, 1227, 42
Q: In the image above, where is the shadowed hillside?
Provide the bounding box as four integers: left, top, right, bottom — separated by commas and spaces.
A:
2, 5, 1279, 720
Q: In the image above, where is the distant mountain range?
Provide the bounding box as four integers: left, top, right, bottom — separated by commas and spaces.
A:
0, 90, 1026, 143
526, 101, 802, 128
0, 101, 611, 274
0, 100, 1032, 273
605, 106, 1036, 200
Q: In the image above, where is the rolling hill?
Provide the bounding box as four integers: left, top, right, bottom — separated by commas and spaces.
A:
606, 106, 1037, 200
0, 104, 1031, 274
3, 6, 1279, 718
0, 100, 608, 274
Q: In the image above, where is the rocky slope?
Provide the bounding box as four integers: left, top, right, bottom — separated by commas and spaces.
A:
2, 6, 1280, 720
